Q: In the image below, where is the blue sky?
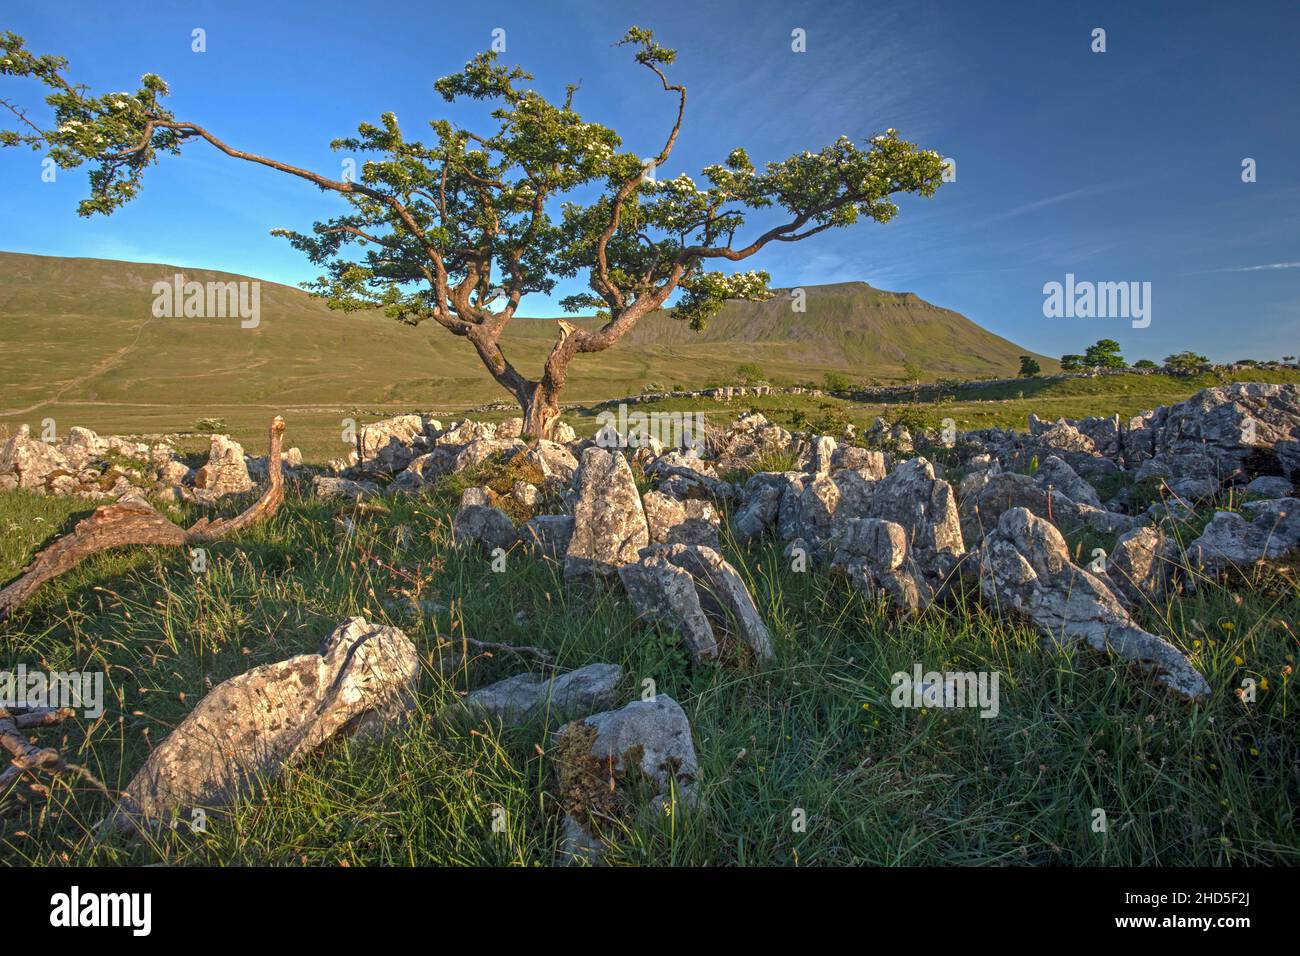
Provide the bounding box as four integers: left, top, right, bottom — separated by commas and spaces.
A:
2, 0, 1298, 363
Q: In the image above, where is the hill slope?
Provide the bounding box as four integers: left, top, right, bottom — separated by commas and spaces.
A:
623, 281, 1044, 375
0, 252, 1050, 432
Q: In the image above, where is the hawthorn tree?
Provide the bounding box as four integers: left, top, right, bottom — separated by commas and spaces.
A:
0, 27, 946, 438
1083, 338, 1125, 370
1163, 350, 1209, 375
1017, 355, 1041, 377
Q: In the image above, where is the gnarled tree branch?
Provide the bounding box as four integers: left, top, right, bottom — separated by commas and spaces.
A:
0, 417, 288, 619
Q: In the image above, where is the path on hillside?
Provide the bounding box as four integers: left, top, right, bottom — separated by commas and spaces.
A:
1, 315, 155, 417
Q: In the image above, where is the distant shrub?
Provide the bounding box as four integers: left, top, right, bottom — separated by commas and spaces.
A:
822, 371, 852, 392
1163, 351, 1209, 376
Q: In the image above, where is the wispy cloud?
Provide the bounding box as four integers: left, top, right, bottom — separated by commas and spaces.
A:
981, 180, 1140, 226
1187, 262, 1300, 275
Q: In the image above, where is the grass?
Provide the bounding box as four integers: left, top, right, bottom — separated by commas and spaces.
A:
2, 461, 1296, 866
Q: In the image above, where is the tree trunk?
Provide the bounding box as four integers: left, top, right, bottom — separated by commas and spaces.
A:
521, 384, 561, 440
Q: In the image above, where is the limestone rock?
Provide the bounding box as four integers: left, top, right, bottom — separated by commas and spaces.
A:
496, 417, 525, 440
391, 447, 460, 490
0, 424, 70, 490
731, 473, 786, 544
863, 458, 964, 557
104, 618, 418, 833
715, 413, 797, 469
565, 448, 649, 579
830, 445, 886, 479
1243, 475, 1294, 498
554, 696, 699, 838
460, 486, 491, 509
959, 469, 1132, 546
1109, 525, 1184, 605
644, 450, 733, 500
618, 552, 719, 661
1152, 383, 1300, 486
653, 543, 774, 661
435, 419, 496, 447
59, 426, 105, 469
458, 663, 622, 724
358, 414, 435, 473
513, 480, 541, 507
453, 438, 527, 472
523, 440, 579, 482
1036, 455, 1103, 509
312, 475, 380, 500
192, 435, 254, 499
829, 516, 933, 610
1187, 499, 1300, 572
810, 435, 837, 475
157, 460, 192, 487
641, 490, 721, 549
977, 508, 1209, 701
558, 813, 604, 865
453, 504, 517, 552
522, 514, 574, 560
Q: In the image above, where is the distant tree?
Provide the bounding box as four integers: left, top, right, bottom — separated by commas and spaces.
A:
1235, 358, 1260, 366
902, 361, 923, 383
1060, 354, 1085, 372
1163, 351, 1209, 375
734, 362, 767, 384
822, 371, 852, 392
1084, 338, 1126, 369
1283, 355, 1296, 365
1018, 355, 1041, 377
0, 29, 946, 438
1133, 358, 1158, 370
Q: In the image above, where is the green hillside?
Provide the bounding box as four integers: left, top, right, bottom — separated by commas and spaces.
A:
0, 251, 1052, 452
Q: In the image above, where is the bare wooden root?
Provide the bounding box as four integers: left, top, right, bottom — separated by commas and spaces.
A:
0, 416, 287, 619
0, 706, 111, 806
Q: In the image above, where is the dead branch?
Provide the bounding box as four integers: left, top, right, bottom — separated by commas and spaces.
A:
455, 636, 556, 668
0, 416, 287, 620
186, 416, 286, 540
0, 706, 112, 805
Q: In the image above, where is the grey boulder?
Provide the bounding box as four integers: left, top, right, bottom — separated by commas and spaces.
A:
1187, 499, 1300, 572
565, 447, 650, 579
103, 618, 418, 833
977, 508, 1209, 701
618, 551, 719, 662
457, 663, 622, 724
453, 504, 518, 552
